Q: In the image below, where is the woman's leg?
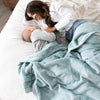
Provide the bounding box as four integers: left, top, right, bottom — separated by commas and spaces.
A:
66, 19, 88, 41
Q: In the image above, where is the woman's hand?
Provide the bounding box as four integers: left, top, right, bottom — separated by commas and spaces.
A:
45, 27, 56, 32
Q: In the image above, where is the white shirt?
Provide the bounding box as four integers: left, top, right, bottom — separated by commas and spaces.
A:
23, 1, 77, 32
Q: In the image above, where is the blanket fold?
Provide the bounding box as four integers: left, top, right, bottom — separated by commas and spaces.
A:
18, 22, 100, 100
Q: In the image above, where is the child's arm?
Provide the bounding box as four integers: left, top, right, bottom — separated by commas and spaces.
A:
45, 27, 56, 32
27, 26, 41, 33
30, 29, 56, 43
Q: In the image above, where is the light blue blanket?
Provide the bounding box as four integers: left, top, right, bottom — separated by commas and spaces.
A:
18, 22, 100, 100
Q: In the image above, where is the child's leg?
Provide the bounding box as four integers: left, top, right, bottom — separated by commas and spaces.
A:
32, 40, 49, 52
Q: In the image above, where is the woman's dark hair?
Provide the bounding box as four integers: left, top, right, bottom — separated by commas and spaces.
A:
25, 0, 56, 27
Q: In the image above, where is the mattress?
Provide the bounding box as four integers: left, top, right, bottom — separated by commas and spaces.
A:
0, 0, 100, 100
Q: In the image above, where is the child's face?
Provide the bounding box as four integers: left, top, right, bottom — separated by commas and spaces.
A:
27, 12, 42, 20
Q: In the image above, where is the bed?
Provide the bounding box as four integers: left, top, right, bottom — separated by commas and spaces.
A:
0, 0, 100, 100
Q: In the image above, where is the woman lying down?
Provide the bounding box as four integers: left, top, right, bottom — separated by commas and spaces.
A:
22, 26, 56, 52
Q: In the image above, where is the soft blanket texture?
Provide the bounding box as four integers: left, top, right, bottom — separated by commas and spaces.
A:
18, 22, 100, 100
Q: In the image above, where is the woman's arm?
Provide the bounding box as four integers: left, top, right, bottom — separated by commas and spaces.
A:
54, 7, 77, 31
50, 1, 77, 32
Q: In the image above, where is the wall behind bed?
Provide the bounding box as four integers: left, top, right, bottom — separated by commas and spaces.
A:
0, 0, 12, 32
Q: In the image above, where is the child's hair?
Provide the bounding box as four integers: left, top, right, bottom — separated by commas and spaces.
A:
25, 0, 56, 27
22, 29, 31, 42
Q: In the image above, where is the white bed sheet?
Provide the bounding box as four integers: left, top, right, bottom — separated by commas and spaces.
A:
0, 0, 100, 100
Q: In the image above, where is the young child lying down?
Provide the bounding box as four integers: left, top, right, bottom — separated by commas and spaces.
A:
22, 26, 56, 52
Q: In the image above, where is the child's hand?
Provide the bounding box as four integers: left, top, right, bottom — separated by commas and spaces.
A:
26, 26, 41, 33
45, 27, 56, 32
30, 26, 41, 32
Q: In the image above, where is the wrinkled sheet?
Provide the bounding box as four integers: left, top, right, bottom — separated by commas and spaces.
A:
18, 22, 100, 100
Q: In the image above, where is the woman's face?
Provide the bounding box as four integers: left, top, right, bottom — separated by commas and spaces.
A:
27, 12, 42, 20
